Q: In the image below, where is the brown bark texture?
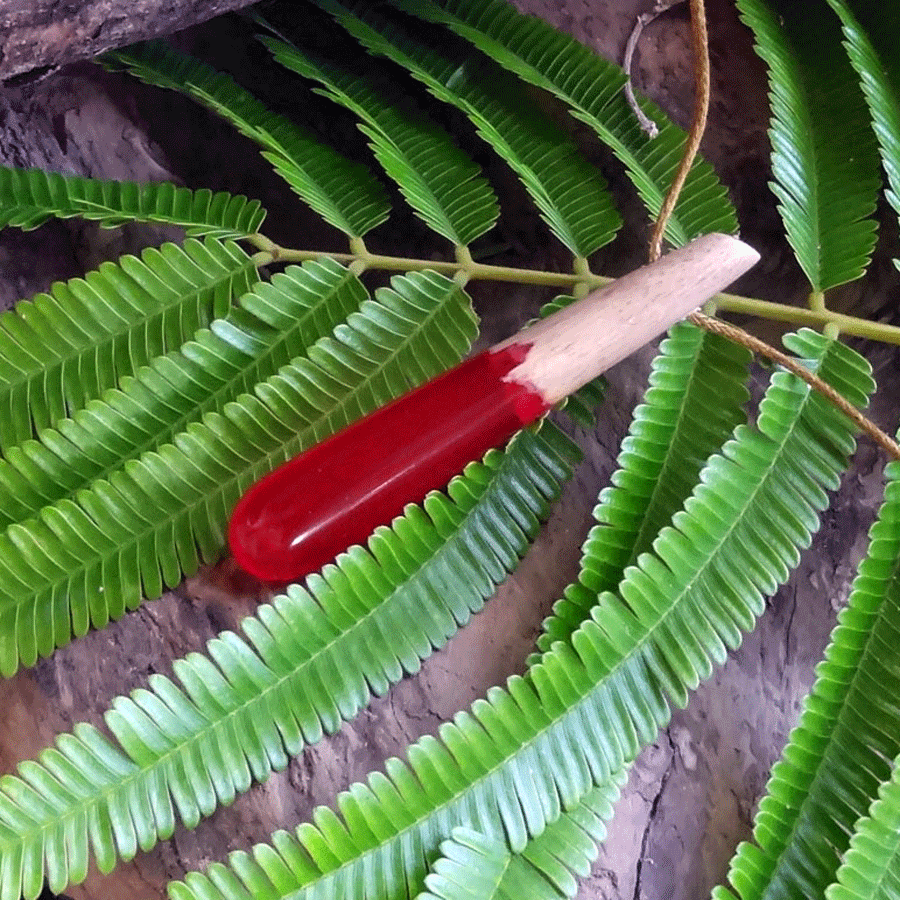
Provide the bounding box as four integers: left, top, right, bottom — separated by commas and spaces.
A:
0, 2, 897, 900
0, 0, 261, 83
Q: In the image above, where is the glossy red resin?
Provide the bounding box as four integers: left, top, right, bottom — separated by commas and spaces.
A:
228, 344, 548, 582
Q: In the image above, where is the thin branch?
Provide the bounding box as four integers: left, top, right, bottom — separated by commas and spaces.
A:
243, 235, 900, 346
622, 2, 686, 138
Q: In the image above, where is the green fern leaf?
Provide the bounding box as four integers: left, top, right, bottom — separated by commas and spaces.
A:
713, 456, 900, 900
419, 830, 511, 900
418, 773, 624, 900
397, 0, 737, 246
535, 323, 751, 656
0, 423, 578, 900
736, 0, 880, 291
0, 258, 363, 529
317, 0, 622, 257
104, 42, 391, 239
166, 331, 871, 900
0, 166, 266, 236
0, 271, 476, 676
827, 1, 900, 232
826, 752, 900, 900
263, 36, 500, 248
0, 237, 259, 451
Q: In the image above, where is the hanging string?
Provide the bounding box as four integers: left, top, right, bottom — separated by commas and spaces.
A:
641, 0, 900, 460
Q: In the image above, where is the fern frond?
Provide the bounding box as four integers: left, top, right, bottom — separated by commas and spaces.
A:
737, 0, 880, 291
397, 0, 737, 246
0, 237, 259, 451
0, 271, 477, 676
713, 456, 900, 900
167, 331, 871, 900
0, 258, 363, 529
263, 36, 500, 248
827, 1, 900, 231
104, 42, 391, 239
419, 830, 511, 900
318, 0, 622, 257
826, 752, 900, 900
0, 166, 265, 237
419, 773, 624, 900
0, 423, 579, 900
535, 323, 751, 656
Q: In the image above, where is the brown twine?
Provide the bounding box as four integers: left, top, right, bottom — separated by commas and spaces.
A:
643, 0, 900, 460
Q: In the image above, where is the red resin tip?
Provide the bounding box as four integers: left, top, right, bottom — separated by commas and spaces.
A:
228, 344, 548, 583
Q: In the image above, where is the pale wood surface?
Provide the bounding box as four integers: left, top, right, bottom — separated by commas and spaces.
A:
502, 234, 760, 403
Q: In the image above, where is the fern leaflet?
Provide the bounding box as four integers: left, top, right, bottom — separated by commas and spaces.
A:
0, 271, 476, 676
418, 773, 625, 900
535, 323, 750, 656
0, 423, 578, 899
0, 259, 364, 529
0, 166, 265, 237
0, 237, 259, 451
826, 752, 900, 900
264, 36, 500, 247
399, 0, 737, 245
737, 0, 879, 290
105, 42, 391, 238
317, 0, 622, 257
827, 0, 900, 248
714, 456, 900, 900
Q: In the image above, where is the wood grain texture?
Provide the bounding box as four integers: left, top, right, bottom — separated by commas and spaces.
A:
502, 235, 760, 403
0, 0, 262, 83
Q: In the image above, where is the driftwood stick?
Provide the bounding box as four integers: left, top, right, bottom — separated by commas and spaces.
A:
0, 0, 262, 83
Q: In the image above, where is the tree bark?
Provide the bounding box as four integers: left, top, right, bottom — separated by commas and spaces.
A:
0, 0, 262, 83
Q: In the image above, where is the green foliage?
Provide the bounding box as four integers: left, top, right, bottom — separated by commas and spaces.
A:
826, 752, 900, 900
712, 457, 900, 900
164, 331, 873, 900
105, 42, 391, 238
535, 323, 752, 657
0, 269, 476, 677
0, 237, 260, 451
737, 0, 880, 291
0, 1, 895, 899
419, 775, 625, 900
827, 1, 900, 238
314, 0, 622, 257
0, 258, 363, 528
263, 36, 501, 247
402, 0, 738, 245
0, 166, 265, 236
0, 423, 578, 897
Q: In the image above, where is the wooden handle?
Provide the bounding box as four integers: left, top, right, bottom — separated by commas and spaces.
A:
495, 233, 760, 404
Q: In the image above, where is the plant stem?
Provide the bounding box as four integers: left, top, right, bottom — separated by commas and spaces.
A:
245, 234, 610, 287
251, 250, 275, 267
245, 234, 900, 347
714, 293, 900, 343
